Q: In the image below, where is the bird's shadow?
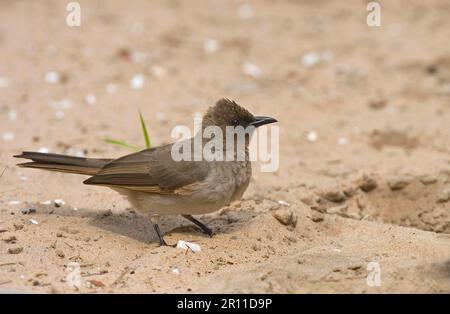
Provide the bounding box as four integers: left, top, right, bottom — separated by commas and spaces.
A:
26, 203, 255, 244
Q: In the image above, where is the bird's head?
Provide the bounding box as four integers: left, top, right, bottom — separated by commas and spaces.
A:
202, 98, 277, 130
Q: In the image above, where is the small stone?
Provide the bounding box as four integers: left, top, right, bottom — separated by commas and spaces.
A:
419, 174, 438, 185
437, 188, 450, 203
388, 176, 411, 191
3, 236, 17, 243
321, 188, 347, 202
310, 212, 324, 222
306, 131, 318, 142
150, 65, 167, 78
53, 199, 65, 207
326, 205, 347, 215
242, 63, 262, 78
130, 74, 145, 90
2, 132, 15, 141
203, 39, 219, 54
13, 223, 23, 230
44, 71, 60, 84
356, 174, 378, 192
84, 94, 96, 106
8, 247, 23, 254
56, 250, 65, 258
272, 208, 297, 227
21, 208, 36, 215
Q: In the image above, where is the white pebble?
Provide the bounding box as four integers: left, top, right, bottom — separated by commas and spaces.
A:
8, 109, 17, 121
2, 132, 15, 141
130, 74, 145, 90
150, 65, 167, 78
277, 200, 291, 207
177, 240, 201, 253
40, 200, 52, 205
8, 200, 21, 205
302, 52, 320, 67
203, 39, 219, 54
172, 268, 180, 275
84, 94, 96, 106
306, 131, 318, 142
238, 3, 254, 19
242, 63, 262, 78
44, 71, 60, 84
38, 147, 50, 153
29, 219, 39, 225
302, 51, 333, 67
54, 199, 65, 206
338, 137, 349, 145
0, 76, 11, 88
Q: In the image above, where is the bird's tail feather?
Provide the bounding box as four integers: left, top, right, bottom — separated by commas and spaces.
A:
14, 151, 112, 176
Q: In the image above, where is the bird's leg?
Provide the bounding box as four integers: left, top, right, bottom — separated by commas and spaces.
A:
150, 216, 168, 246
182, 215, 213, 236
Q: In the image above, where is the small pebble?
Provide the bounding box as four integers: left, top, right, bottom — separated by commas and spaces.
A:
2, 132, 15, 141
388, 176, 411, 191
272, 208, 297, 227
56, 250, 65, 258
0, 76, 11, 88
242, 63, 262, 78
419, 174, 438, 185
337, 137, 349, 145
130, 74, 145, 90
84, 94, 96, 106
277, 200, 291, 207
44, 71, 60, 84
437, 188, 450, 203
204, 39, 219, 54
54, 199, 65, 207
21, 208, 36, 215
8, 247, 23, 254
321, 188, 347, 202
306, 131, 318, 142
356, 173, 378, 192
3, 235, 17, 243
150, 65, 167, 78
29, 219, 38, 225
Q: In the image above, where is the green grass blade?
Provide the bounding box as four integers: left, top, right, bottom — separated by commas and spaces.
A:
139, 110, 151, 148
103, 138, 140, 151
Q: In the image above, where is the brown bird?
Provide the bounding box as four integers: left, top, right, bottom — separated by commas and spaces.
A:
14, 99, 277, 246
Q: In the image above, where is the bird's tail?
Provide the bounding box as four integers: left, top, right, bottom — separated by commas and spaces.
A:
14, 151, 112, 176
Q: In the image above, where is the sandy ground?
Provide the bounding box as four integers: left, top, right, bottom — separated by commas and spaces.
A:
1, 0, 450, 293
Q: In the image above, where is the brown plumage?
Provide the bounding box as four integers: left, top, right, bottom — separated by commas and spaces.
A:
14, 99, 277, 246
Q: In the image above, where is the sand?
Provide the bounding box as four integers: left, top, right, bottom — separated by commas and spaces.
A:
0, 0, 449, 293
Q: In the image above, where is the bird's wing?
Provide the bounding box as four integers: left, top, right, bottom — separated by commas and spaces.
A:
83, 143, 210, 195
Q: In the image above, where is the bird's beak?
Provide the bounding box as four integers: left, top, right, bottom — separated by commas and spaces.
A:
250, 116, 278, 128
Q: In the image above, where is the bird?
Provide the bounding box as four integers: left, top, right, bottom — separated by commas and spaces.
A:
14, 99, 277, 246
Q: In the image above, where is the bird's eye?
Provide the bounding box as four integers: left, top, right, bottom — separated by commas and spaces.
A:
232, 119, 239, 126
